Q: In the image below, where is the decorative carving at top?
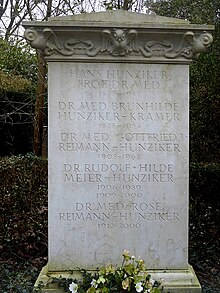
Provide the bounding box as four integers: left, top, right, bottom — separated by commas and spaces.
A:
184, 31, 213, 57
101, 29, 139, 56
24, 27, 213, 61
139, 31, 213, 59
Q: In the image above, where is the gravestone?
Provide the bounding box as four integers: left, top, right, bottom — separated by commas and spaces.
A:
23, 10, 213, 292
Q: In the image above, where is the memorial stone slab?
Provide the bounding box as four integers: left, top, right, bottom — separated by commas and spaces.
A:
23, 10, 213, 292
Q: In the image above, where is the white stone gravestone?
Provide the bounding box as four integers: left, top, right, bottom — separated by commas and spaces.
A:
23, 10, 213, 292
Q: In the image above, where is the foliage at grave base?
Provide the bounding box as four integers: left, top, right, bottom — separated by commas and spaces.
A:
35, 251, 161, 293
0, 261, 39, 293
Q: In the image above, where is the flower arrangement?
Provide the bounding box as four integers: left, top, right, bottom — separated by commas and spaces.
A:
51, 250, 161, 293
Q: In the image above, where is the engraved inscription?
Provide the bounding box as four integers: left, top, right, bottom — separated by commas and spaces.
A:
63, 163, 174, 183
68, 67, 169, 96
49, 62, 189, 270
58, 101, 181, 122
58, 201, 180, 228
58, 132, 183, 154
70, 68, 171, 82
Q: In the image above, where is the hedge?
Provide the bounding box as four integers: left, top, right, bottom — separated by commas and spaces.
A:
0, 154, 48, 260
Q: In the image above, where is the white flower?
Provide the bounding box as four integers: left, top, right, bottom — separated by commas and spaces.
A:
69, 282, 78, 293
150, 279, 155, 286
123, 249, 131, 261
97, 276, 105, 284
135, 282, 143, 292
91, 278, 98, 288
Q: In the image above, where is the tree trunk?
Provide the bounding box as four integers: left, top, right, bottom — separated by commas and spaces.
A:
33, 0, 51, 156
122, 0, 130, 10
33, 52, 46, 156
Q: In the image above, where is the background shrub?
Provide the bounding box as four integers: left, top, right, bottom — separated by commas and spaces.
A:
0, 38, 37, 156
0, 154, 48, 261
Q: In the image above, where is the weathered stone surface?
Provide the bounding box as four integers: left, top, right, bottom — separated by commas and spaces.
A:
48, 62, 189, 271
48, 10, 190, 24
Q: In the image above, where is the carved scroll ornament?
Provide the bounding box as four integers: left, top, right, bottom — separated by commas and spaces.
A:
139, 31, 213, 59
24, 27, 213, 60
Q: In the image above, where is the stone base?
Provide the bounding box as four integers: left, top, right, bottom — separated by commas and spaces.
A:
150, 266, 201, 292
33, 264, 201, 293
